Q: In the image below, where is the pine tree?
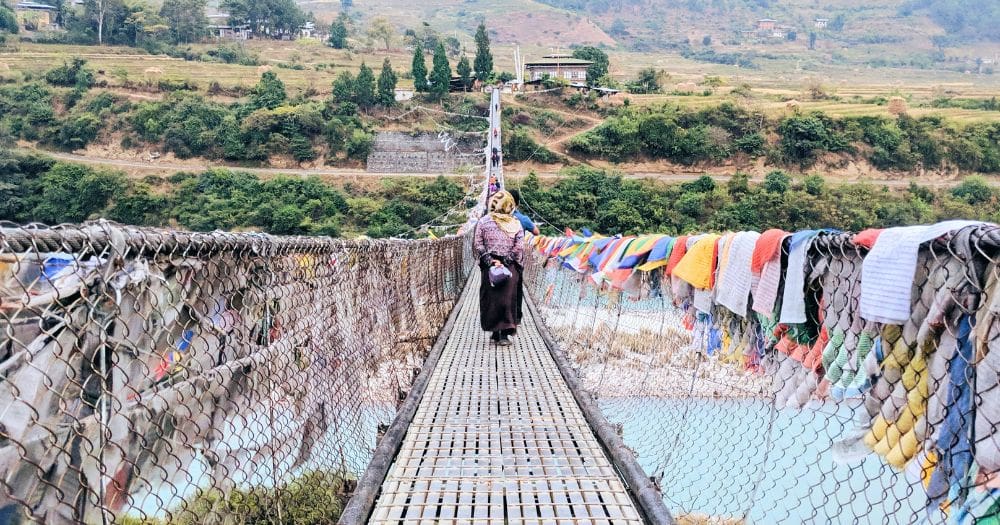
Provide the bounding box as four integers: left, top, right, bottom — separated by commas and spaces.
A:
355, 62, 375, 108
456, 55, 472, 91
411, 44, 428, 92
331, 71, 355, 102
328, 15, 347, 49
377, 58, 397, 106
473, 23, 493, 82
160, 0, 208, 44
250, 71, 286, 110
430, 42, 451, 100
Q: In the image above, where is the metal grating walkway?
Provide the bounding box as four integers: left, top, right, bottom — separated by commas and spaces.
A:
369, 273, 644, 524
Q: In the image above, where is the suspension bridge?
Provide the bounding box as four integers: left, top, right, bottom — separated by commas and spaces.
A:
2, 87, 1000, 525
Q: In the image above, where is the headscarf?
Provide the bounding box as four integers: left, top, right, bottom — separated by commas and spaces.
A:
488, 191, 522, 238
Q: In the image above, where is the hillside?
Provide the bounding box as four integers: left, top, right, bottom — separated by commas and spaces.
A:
322, 0, 999, 72
304, 0, 616, 48
536, 0, 998, 47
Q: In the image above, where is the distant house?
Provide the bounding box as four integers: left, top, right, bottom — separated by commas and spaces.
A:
206, 13, 252, 40
208, 24, 252, 40
299, 21, 315, 39
394, 89, 414, 102
523, 54, 592, 82
757, 18, 777, 31
814, 18, 829, 29
14, 2, 58, 30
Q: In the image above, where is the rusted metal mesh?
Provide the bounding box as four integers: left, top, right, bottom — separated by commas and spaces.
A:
523, 225, 1000, 524
0, 220, 473, 524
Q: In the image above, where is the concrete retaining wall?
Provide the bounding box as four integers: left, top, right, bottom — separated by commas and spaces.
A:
367, 131, 483, 173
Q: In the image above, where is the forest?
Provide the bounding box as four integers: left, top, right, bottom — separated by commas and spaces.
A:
2, 146, 997, 238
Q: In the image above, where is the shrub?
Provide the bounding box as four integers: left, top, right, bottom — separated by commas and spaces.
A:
53, 113, 101, 150
119, 471, 347, 525
44, 58, 94, 89
803, 174, 825, 196
157, 78, 198, 92
733, 132, 766, 156
346, 129, 374, 160
208, 43, 260, 65
675, 192, 706, 217
763, 170, 791, 194
777, 114, 848, 165
85, 92, 121, 114
727, 172, 750, 196
290, 134, 317, 162
504, 128, 559, 163
951, 176, 994, 205
681, 175, 716, 193
0, 6, 18, 34
28, 163, 127, 223
270, 204, 307, 234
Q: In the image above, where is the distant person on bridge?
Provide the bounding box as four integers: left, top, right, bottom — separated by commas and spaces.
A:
508, 189, 540, 236
491, 147, 500, 168
474, 190, 525, 346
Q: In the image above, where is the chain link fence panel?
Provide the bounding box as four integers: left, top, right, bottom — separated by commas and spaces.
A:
0, 221, 474, 524
523, 225, 1000, 524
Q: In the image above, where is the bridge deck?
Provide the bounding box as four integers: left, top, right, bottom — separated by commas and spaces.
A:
369, 273, 643, 524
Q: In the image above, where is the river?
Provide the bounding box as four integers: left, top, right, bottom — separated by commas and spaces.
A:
601, 397, 935, 524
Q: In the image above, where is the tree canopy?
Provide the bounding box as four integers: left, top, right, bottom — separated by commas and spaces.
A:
159, 0, 207, 44
328, 14, 348, 48
571, 46, 609, 85
367, 17, 394, 51
628, 67, 663, 94
377, 58, 397, 106
354, 62, 375, 108
473, 23, 493, 81
411, 45, 428, 92
456, 55, 472, 91
221, 0, 306, 38
430, 42, 452, 100
0, 5, 19, 34
249, 71, 287, 110
3, 148, 999, 239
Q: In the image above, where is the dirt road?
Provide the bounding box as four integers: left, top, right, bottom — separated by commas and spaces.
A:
26, 149, 453, 178
19, 148, 988, 188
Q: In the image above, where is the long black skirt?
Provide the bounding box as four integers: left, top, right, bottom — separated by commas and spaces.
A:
479, 262, 523, 333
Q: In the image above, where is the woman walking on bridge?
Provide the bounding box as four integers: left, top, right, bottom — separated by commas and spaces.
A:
474, 190, 525, 346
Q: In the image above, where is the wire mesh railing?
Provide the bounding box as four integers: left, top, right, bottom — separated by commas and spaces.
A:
523, 223, 1000, 524
0, 220, 473, 524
